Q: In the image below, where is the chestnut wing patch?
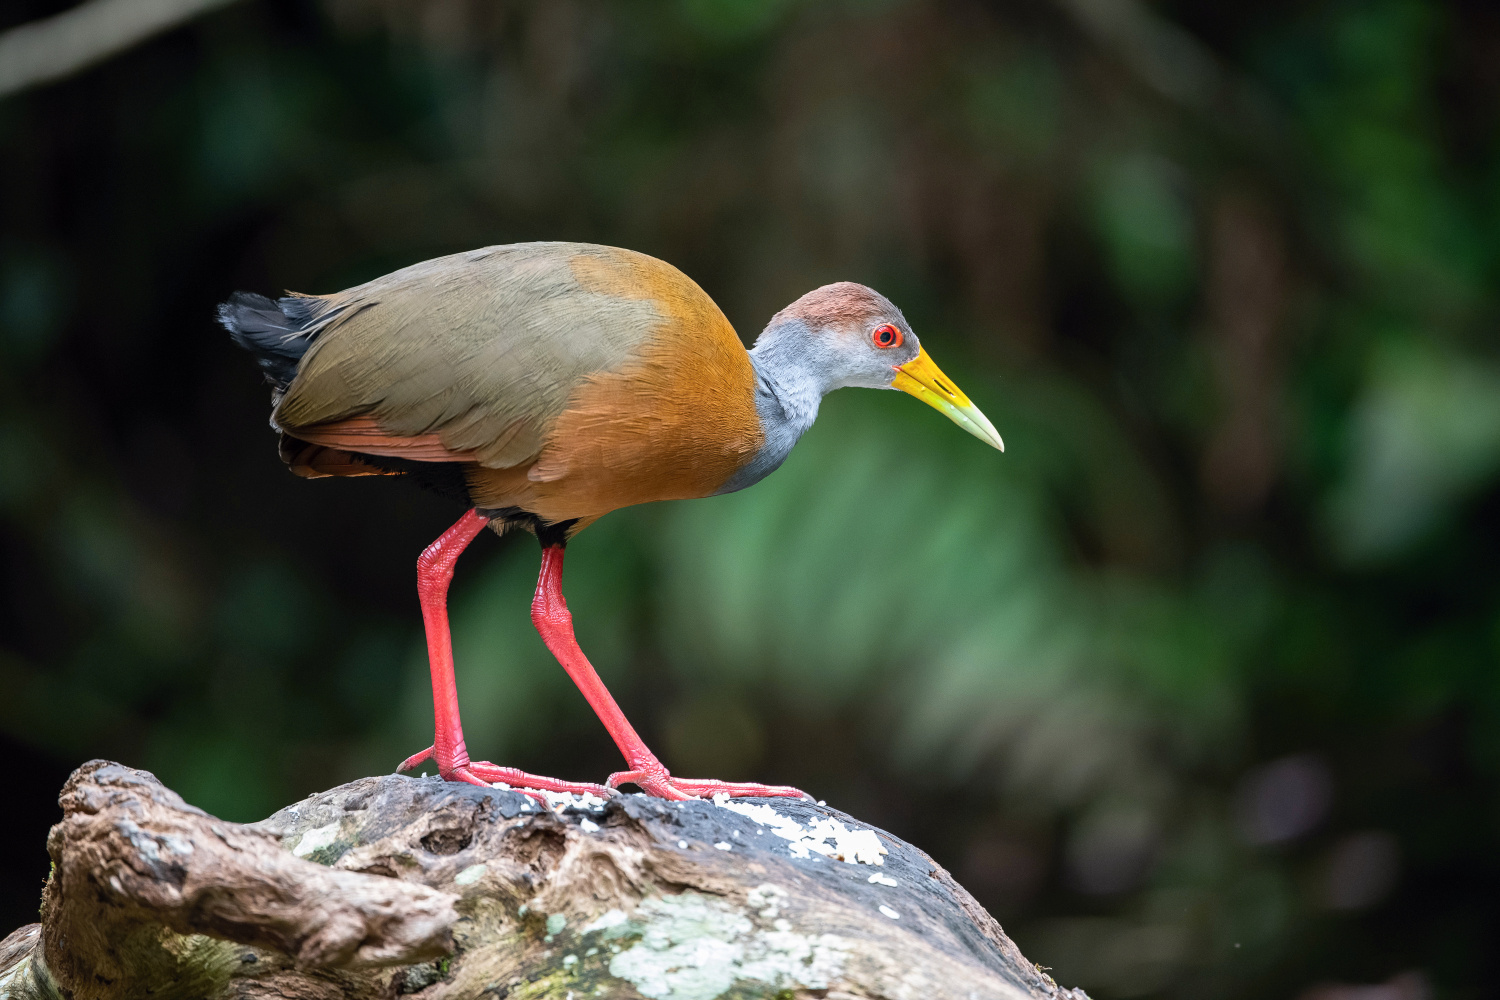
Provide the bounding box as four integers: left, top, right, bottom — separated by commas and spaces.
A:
290, 415, 478, 462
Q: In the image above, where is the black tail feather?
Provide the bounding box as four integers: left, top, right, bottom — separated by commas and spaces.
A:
217, 291, 337, 389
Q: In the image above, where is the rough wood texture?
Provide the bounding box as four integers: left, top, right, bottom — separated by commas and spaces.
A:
0, 760, 1086, 1000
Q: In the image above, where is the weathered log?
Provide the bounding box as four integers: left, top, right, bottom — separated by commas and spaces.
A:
0, 760, 1086, 1000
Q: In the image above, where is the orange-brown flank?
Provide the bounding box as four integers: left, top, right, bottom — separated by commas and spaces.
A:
464, 248, 763, 526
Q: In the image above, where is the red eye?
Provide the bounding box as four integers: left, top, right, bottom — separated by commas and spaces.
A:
872, 324, 903, 349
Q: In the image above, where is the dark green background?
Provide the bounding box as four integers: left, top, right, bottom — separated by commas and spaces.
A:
3, 0, 1499, 996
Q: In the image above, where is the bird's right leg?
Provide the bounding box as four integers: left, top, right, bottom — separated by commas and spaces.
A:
397, 509, 612, 804
530, 543, 807, 801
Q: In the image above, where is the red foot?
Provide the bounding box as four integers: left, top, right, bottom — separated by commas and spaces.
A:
527, 544, 811, 803
407, 524, 812, 808
607, 763, 808, 801
398, 746, 613, 805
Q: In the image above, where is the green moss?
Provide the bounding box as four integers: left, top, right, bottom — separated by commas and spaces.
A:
500, 969, 574, 1000
104, 928, 247, 1000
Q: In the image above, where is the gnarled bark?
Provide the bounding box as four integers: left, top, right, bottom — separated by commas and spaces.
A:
0, 760, 1086, 1000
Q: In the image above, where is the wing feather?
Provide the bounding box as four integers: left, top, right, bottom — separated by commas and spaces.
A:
273, 243, 661, 469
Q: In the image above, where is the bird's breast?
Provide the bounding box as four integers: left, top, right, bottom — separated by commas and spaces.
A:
466, 251, 765, 521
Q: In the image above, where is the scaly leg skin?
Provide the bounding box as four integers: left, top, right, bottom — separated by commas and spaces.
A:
396, 510, 613, 805
531, 543, 808, 802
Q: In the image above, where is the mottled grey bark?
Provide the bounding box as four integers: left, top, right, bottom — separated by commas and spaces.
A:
0, 760, 1086, 1000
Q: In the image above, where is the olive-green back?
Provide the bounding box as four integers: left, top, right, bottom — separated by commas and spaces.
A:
274, 242, 666, 468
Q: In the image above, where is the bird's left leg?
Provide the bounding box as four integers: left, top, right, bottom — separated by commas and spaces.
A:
530, 542, 807, 801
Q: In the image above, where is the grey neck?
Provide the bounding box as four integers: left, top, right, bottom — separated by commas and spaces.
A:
714, 320, 831, 495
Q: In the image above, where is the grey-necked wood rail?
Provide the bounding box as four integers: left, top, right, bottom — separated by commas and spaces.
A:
220, 242, 1002, 802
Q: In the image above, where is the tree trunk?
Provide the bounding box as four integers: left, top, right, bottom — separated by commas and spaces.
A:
0, 760, 1085, 1000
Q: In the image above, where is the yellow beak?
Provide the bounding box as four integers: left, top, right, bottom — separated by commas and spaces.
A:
891, 347, 1004, 452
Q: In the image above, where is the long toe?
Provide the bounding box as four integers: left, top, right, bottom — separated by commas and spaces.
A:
669, 778, 808, 799
610, 769, 807, 801
446, 764, 550, 805
397, 746, 593, 805
467, 761, 614, 799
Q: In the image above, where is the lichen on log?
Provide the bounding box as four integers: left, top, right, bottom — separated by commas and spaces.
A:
0, 760, 1087, 1000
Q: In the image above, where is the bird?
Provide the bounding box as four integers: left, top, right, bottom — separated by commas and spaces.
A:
220, 242, 1002, 803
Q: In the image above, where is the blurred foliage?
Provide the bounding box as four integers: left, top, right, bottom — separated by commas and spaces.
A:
2, 0, 1500, 997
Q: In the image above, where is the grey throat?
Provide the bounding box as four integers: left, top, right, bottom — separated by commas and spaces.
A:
714, 320, 831, 495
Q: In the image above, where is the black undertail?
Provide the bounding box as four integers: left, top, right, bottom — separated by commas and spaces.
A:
476, 507, 579, 546
278, 437, 574, 541
326, 448, 475, 505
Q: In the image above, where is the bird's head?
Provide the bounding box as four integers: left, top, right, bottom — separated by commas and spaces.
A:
758, 282, 1004, 451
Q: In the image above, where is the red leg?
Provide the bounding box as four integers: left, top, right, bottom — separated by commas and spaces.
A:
531, 544, 807, 801
397, 511, 611, 804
